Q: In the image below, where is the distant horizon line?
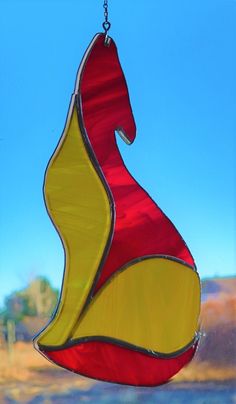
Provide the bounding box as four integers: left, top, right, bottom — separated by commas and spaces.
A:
0, 273, 235, 308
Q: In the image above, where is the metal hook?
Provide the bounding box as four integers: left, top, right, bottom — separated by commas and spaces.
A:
102, 0, 111, 45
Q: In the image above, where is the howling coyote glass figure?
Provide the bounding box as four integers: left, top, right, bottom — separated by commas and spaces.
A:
34, 34, 200, 386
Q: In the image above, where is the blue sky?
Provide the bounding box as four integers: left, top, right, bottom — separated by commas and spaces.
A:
0, 0, 235, 306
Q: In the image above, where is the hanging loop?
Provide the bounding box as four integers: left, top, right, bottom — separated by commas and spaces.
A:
103, 21, 111, 33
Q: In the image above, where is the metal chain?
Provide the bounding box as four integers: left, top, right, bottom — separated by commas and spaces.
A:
103, 0, 111, 34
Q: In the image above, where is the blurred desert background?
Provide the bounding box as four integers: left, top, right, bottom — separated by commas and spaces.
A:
0, 276, 235, 402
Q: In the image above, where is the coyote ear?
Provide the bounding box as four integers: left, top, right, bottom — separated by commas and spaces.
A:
77, 33, 136, 145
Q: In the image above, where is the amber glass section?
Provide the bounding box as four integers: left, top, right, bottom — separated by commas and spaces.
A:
36, 102, 112, 347
73, 257, 200, 354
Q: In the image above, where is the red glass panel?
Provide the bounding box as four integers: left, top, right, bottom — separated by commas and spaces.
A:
44, 341, 196, 386
79, 34, 195, 293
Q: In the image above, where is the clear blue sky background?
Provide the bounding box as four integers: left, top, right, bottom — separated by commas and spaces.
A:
0, 0, 235, 306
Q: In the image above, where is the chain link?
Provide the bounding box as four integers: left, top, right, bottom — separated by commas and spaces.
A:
102, 0, 111, 33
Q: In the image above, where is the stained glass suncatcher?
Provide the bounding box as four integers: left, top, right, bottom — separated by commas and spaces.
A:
34, 33, 200, 387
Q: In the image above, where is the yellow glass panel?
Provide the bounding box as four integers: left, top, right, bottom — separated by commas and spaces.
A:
73, 258, 200, 354
36, 98, 112, 347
